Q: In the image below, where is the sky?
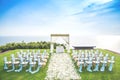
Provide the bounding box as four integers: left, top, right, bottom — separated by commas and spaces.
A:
0, 0, 120, 36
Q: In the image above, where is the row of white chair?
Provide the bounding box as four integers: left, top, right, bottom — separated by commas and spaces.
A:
4, 50, 49, 74
72, 50, 115, 72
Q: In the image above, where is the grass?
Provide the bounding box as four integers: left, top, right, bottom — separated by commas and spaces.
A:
71, 49, 120, 80
0, 49, 51, 80
0, 49, 120, 80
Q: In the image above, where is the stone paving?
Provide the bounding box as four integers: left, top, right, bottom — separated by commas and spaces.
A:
45, 53, 81, 80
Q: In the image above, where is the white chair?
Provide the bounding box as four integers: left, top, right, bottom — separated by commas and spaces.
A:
86, 57, 93, 72
4, 57, 12, 70
93, 57, 100, 71
108, 56, 115, 71
7, 54, 19, 72
78, 59, 84, 72
15, 55, 28, 72
100, 57, 107, 72
26, 57, 36, 73
30, 58, 43, 74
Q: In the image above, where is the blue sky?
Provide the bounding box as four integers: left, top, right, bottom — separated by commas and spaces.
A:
0, 0, 120, 36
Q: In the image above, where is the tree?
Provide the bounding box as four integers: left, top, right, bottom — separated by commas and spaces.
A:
0, 41, 65, 52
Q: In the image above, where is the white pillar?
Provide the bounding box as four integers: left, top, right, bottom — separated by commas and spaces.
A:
67, 37, 70, 53
67, 44, 70, 53
50, 43, 54, 53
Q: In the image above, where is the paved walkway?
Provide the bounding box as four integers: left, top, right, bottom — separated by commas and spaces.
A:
45, 53, 81, 80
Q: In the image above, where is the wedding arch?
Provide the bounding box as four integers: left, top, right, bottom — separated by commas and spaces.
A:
50, 34, 70, 53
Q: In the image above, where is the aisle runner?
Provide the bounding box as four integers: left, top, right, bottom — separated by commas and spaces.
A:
45, 53, 81, 80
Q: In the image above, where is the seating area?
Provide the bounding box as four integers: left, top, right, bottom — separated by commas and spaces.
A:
1, 49, 120, 80
72, 50, 115, 72
4, 50, 49, 74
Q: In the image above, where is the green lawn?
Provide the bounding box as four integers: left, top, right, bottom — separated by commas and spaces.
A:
0, 49, 51, 80
72, 49, 120, 80
0, 49, 120, 80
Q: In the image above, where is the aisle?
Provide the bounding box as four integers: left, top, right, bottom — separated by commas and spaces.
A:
45, 53, 81, 80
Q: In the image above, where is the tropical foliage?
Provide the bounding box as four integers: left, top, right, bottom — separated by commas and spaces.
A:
0, 41, 65, 52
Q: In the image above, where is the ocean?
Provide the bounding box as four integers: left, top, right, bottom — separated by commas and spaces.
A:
0, 36, 50, 46
0, 36, 120, 53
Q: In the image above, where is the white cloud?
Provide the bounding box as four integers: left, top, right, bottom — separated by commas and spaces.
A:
0, 0, 119, 36
89, 0, 112, 4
